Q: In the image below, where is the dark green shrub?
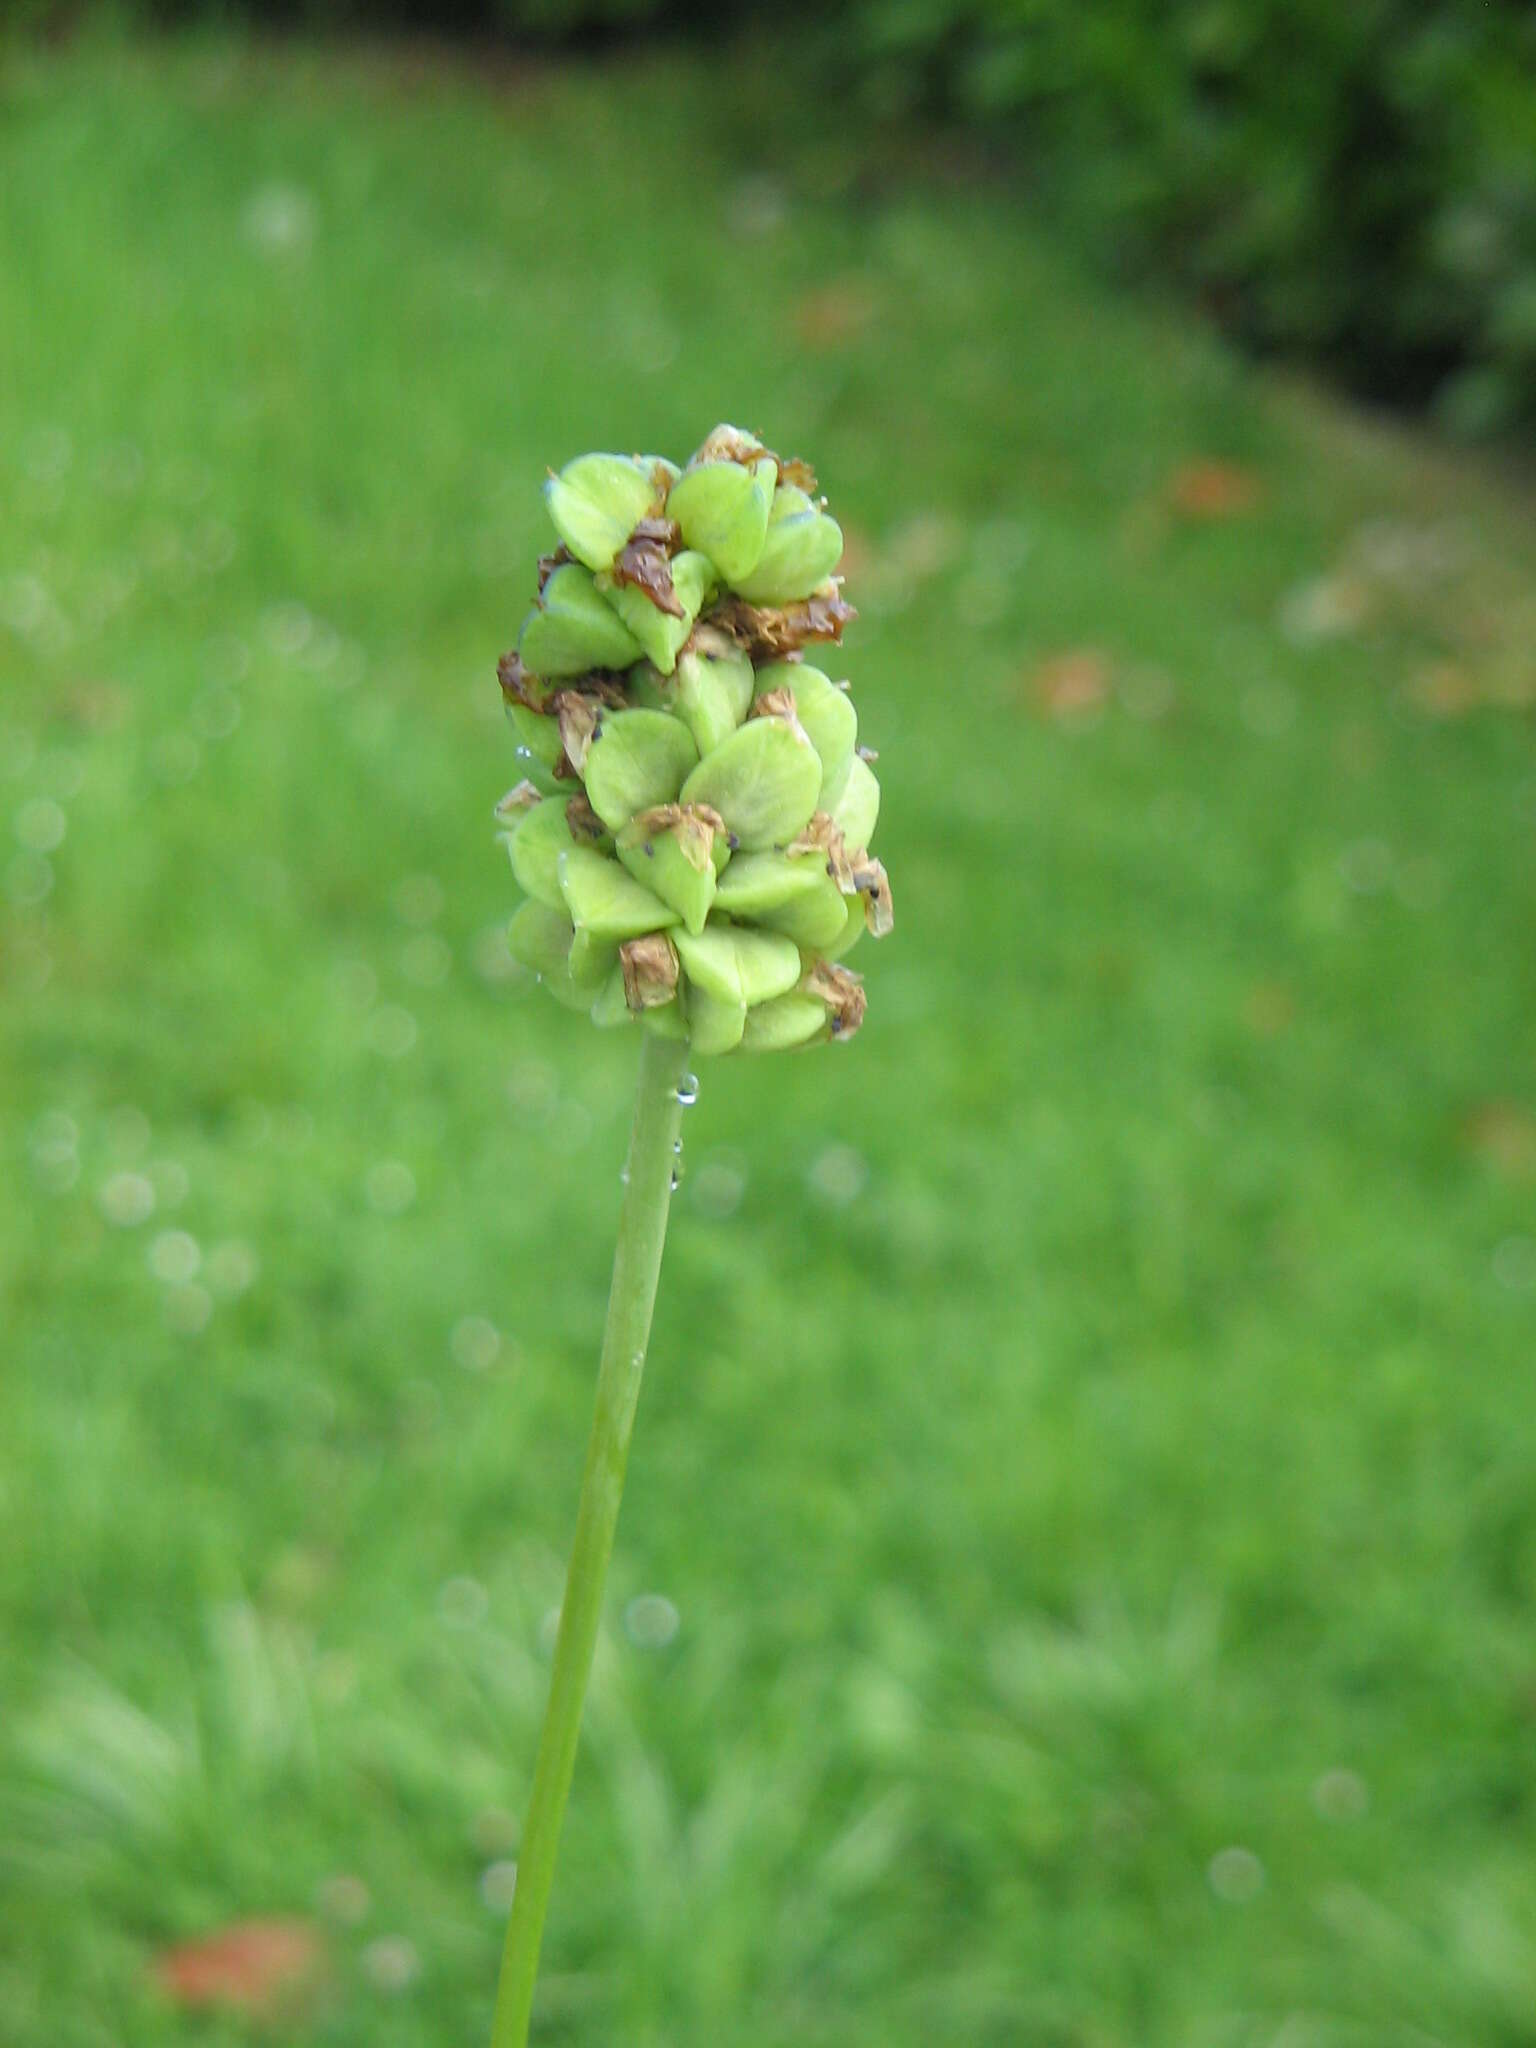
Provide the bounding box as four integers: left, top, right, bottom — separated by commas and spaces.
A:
840, 0, 1536, 428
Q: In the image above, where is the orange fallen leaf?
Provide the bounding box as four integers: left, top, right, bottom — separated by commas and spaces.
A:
153, 1918, 325, 2016
62, 678, 130, 730
1168, 460, 1262, 520
1407, 662, 1482, 720
1461, 1101, 1536, 1181
1405, 659, 1536, 719
1027, 649, 1111, 719
1244, 981, 1295, 1038
791, 278, 878, 350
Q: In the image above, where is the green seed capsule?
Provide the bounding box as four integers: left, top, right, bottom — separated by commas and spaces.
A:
817, 891, 867, 962
508, 897, 573, 977
520, 563, 645, 678
506, 795, 612, 912
713, 849, 849, 949
621, 663, 669, 714
753, 662, 856, 801
544, 454, 662, 574
568, 925, 619, 989
640, 997, 689, 1040
739, 992, 828, 1052
583, 709, 700, 833
558, 844, 680, 941
709, 848, 821, 919
770, 482, 814, 516
730, 486, 843, 604
828, 751, 880, 849
666, 455, 777, 585
505, 702, 566, 794
679, 714, 821, 851
686, 988, 747, 1057
589, 966, 636, 1028
759, 880, 850, 950
597, 550, 714, 676
671, 634, 755, 756
507, 899, 591, 1010
673, 923, 802, 1007
616, 805, 724, 937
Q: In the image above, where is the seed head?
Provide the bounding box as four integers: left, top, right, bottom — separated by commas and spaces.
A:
497, 427, 893, 1052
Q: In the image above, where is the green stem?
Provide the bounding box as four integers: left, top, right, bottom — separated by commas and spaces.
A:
490, 1028, 690, 2048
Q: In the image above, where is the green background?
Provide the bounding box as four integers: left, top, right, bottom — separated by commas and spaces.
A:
4, 34, 1536, 2048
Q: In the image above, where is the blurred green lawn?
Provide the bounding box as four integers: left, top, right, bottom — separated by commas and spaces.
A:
4, 31, 1536, 2048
